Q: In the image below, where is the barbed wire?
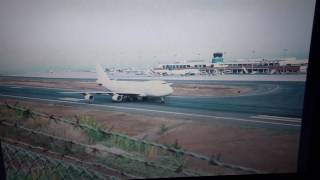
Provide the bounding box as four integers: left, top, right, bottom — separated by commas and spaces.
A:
1, 142, 110, 180
1, 102, 265, 174
0, 119, 199, 177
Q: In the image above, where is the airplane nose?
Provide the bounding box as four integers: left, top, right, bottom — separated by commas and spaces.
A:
167, 86, 173, 95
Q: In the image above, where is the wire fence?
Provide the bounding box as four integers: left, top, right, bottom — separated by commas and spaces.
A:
1, 137, 141, 179
0, 120, 199, 177
1, 142, 112, 180
0, 102, 265, 178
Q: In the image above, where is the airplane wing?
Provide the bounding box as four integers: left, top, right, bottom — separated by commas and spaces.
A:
60, 91, 144, 96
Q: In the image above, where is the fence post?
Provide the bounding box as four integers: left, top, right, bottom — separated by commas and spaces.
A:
0, 141, 7, 180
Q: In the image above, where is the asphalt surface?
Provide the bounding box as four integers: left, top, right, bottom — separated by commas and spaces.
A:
0, 80, 304, 130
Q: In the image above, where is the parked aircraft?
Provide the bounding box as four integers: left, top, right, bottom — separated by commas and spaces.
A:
152, 69, 201, 76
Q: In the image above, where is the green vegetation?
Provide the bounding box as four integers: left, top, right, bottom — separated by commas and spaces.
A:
75, 115, 159, 156
158, 124, 169, 135
73, 114, 190, 175
98, 156, 180, 178
103, 134, 156, 156
10, 105, 31, 119
0, 104, 207, 178
77, 115, 108, 142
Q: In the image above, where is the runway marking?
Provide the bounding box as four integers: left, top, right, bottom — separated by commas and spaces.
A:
58, 98, 84, 102
251, 115, 301, 123
1, 85, 87, 91
0, 93, 301, 128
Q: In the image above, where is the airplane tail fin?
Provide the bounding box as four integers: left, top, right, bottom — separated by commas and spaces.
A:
96, 64, 111, 85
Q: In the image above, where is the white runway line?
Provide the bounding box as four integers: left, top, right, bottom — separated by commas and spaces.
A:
0, 94, 301, 127
251, 115, 301, 123
2, 85, 82, 91
58, 98, 84, 102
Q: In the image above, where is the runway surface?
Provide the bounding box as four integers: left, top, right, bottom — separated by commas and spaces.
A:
0, 80, 304, 129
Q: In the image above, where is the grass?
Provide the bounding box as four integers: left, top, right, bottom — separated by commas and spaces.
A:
98, 156, 180, 178
102, 135, 156, 156
237, 122, 300, 135
157, 124, 169, 135
73, 115, 191, 175
1, 105, 205, 178
157, 154, 185, 168
76, 115, 108, 142
5, 159, 104, 180
2, 106, 161, 157
75, 115, 159, 156
10, 105, 32, 119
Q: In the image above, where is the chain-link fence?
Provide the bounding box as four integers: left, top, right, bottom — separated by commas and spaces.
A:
1, 142, 113, 180
0, 102, 265, 179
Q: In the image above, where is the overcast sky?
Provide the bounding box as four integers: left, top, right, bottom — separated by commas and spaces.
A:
0, 0, 316, 73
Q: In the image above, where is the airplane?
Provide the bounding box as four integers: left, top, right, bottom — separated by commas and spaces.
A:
62, 64, 174, 103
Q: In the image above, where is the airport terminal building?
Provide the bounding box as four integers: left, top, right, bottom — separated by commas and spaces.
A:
155, 53, 308, 75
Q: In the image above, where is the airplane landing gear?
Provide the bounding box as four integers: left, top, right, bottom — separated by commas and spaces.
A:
160, 97, 165, 104
128, 96, 138, 102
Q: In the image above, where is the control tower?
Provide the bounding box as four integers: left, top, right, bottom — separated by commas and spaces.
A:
212, 52, 224, 63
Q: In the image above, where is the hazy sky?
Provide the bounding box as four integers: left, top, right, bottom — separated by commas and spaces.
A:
0, 0, 316, 73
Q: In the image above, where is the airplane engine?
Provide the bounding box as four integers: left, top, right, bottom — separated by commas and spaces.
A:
112, 94, 124, 102
84, 93, 94, 103
96, 80, 103, 86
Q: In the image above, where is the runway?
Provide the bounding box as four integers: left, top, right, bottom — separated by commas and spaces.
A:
0, 80, 304, 129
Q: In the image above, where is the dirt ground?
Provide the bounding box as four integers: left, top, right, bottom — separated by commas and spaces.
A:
171, 84, 252, 96
0, 98, 299, 174
156, 121, 299, 173
0, 77, 103, 91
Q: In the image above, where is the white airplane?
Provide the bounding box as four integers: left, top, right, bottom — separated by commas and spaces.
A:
62, 64, 173, 103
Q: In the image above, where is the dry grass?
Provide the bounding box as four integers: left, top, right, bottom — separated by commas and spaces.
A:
24, 117, 50, 129
0, 104, 90, 144
43, 122, 90, 144
145, 146, 158, 161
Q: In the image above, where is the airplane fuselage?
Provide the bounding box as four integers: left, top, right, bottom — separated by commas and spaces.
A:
101, 80, 173, 97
